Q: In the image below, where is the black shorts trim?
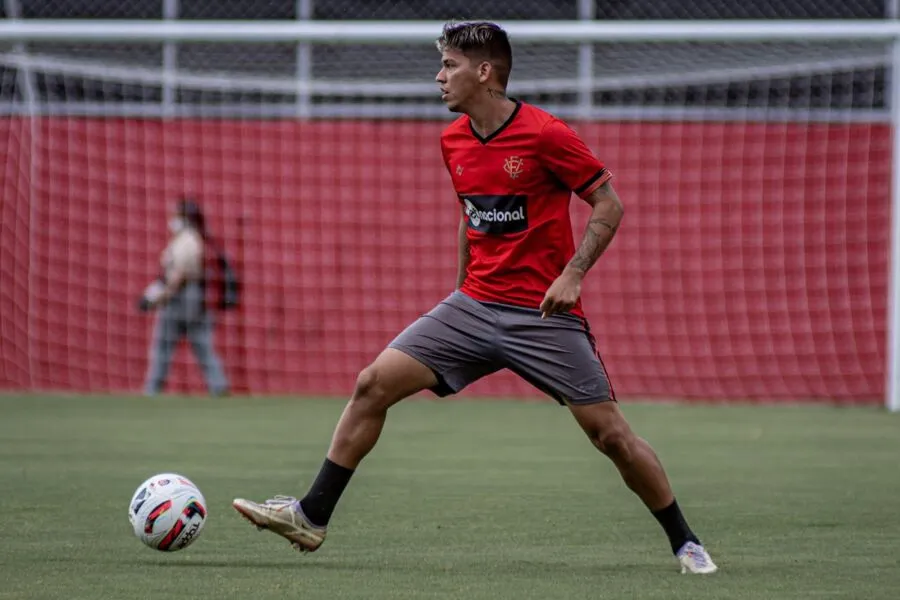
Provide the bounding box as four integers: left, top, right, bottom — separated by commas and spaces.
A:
579, 317, 617, 403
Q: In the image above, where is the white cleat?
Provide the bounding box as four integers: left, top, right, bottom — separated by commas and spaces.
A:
677, 541, 718, 574
232, 495, 327, 553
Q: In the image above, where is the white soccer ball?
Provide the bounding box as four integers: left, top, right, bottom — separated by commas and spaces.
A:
128, 473, 208, 552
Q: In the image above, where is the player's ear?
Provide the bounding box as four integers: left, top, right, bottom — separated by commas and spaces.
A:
477, 61, 492, 84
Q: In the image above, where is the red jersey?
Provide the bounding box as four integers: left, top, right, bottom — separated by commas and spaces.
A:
440, 101, 612, 317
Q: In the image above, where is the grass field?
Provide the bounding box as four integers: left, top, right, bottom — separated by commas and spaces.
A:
1, 395, 899, 600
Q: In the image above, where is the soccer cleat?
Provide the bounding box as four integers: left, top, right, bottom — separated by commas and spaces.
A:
232, 495, 326, 553
677, 541, 718, 574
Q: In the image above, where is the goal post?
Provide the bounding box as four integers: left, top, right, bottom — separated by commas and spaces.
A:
1, 19, 900, 43
888, 38, 900, 413
0, 19, 897, 409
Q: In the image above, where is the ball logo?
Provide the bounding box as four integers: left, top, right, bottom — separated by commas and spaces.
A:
155, 500, 206, 551
176, 522, 202, 549
145, 500, 172, 534
183, 499, 207, 519
131, 487, 150, 515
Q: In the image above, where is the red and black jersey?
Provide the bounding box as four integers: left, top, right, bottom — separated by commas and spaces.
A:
441, 101, 611, 317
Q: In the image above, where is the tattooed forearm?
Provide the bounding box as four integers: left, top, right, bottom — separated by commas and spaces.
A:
589, 218, 617, 234
566, 185, 624, 277
568, 220, 615, 274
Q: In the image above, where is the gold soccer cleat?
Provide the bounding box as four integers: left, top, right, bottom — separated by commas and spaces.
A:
232, 495, 326, 553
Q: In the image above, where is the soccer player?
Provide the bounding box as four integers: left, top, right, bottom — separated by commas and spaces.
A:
233, 21, 717, 575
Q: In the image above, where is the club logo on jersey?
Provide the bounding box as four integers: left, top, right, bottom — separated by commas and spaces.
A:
462, 195, 528, 235
456, 164, 464, 176
503, 156, 524, 179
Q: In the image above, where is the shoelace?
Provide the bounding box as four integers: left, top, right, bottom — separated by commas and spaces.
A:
684, 545, 708, 567
264, 495, 298, 506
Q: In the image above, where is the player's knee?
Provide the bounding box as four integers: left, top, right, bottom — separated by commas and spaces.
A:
352, 366, 390, 411
591, 423, 635, 463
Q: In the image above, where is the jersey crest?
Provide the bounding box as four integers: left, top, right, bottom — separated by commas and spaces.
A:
503, 155, 524, 179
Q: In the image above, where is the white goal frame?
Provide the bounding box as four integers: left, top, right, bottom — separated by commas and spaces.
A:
1, 18, 899, 411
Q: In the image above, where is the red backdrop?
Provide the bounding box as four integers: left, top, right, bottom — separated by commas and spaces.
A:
0, 118, 890, 402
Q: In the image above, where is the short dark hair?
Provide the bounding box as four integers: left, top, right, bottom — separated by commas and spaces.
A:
436, 21, 513, 88
177, 197, 207, 238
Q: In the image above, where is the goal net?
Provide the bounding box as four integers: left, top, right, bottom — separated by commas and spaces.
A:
0, 5, 891, 404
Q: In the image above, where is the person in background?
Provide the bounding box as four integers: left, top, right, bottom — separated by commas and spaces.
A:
141, 199, 229, 397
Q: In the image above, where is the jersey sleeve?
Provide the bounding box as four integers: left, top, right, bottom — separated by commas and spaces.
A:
539, 119, 612, 199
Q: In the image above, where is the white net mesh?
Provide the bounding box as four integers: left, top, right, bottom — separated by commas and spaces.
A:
2, 40, 886, 118
0, 0, 892, 402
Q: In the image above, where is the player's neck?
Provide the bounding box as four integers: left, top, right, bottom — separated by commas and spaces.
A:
466, 93, 517, 140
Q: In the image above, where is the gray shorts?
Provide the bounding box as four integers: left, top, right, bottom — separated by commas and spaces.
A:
388, 291, 614, 405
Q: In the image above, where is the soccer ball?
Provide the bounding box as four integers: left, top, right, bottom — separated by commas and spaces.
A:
128, 473, 208, 552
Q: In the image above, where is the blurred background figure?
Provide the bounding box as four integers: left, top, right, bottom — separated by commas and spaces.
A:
140, 199, 230, 397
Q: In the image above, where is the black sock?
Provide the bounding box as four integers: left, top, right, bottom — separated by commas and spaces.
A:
652, 498, 700, 554
298, 459, 355, 527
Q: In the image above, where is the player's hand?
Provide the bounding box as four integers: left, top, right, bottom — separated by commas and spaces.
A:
540, 270, 583, 319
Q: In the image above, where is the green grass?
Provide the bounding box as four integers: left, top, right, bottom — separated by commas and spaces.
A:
1, 395, 899, 600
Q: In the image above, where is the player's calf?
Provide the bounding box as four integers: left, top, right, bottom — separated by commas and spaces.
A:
234, 349, 440, 548
571, 402, 672, 506
296, 349, 440, 531
328, 349, 438, 469
324, 367, 392, 468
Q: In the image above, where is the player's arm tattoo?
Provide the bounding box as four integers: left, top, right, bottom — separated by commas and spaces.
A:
565, 181, 624, 277
456, 211, 470, 288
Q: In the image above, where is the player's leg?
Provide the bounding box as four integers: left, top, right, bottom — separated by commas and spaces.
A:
296, 294, 502, 526
287, 347, 438, 532
142, 303, 181, 396
320, 292, 501, 469
185, 310, 229, 396
568, 401, 671, 507
502, 316, 676, 511
232, 348, 436, 552
325, 348, 436, 470
567, 401, 715, 573
496, 307, 716, 573
233, 291, 503, 551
